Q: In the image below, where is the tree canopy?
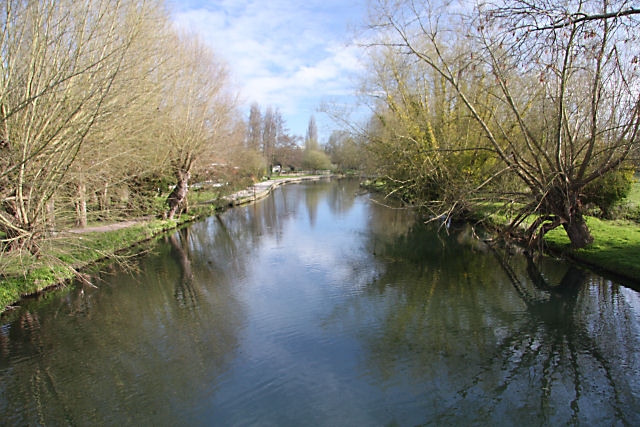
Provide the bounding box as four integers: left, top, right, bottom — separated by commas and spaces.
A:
356, 0, 640, 248
0, 0, 243, 251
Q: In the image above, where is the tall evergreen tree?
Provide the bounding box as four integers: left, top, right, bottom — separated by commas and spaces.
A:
247, 102, 262, 150
305, 115, 319, 151
262, 106, 277, 172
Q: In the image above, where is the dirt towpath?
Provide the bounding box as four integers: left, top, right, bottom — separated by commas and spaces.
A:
66, 217, 154, 234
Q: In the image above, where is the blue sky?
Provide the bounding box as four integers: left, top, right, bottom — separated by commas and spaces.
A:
170, 0, 367, 142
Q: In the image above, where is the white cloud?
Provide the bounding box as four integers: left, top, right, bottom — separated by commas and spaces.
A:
170, 0, 366, 139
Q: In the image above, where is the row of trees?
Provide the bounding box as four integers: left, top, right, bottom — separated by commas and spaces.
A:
246, 103, 301, 173
10, 0, 630, 259
246, 105, 333, 173
0, 0, 244, 255
349, 0, 640, 249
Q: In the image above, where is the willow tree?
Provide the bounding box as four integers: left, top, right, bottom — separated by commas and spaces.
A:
65, 2, 172, 226
358, 43, 502, 211
369, 0, 640, 248
0, 0, 149, 252
156, 35, 237, 220
361, 48, 442, 204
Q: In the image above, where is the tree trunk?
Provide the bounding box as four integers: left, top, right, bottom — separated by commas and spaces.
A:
562, 211, 594, 249
75, 182, 87, 227
100, 182, 109, 215
166, 170, 190, 220
46, 198, 55, 231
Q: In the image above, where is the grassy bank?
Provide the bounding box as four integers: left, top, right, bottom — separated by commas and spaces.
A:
544, 217, 640, 281
471, 201, 640, 282
363, 177, 640, 282
0, 176, 334, 313
542, 179, 640, 281
0, 188, 231, 313
480, 180, 640, 282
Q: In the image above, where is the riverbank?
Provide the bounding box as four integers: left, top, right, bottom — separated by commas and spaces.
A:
470, 203, 640, 283
0, 175, 335, 314
544, 217, 640, 282
361, 178, 640, 283
223, 174, 333, 206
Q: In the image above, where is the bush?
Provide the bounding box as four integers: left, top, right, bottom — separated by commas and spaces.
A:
238, 149, 267, 177
302, 149, 332, 171
582, 169, 634, 219
622, 206, 640, 223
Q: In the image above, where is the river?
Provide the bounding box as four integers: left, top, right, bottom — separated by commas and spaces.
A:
1, 179, 639, 425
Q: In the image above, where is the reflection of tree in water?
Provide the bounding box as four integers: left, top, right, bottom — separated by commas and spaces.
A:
0, 218, 252, 424
215, 183, 298, 249
0, 179, 366, 424
470, 253, 639, 425
168, 228, 198, 310
367, 199, 416, 243
336, 222, 639, 424
304, 183, 320, 227
326, 178, 359, 216
303, 180, 332, 227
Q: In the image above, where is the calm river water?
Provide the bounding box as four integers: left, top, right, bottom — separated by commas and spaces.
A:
1, 179, 639, 425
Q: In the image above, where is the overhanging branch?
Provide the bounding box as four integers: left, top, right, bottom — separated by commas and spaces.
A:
537, 8, 640, 30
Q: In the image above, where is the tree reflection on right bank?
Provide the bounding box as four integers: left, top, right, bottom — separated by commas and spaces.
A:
347, 219, 640, 425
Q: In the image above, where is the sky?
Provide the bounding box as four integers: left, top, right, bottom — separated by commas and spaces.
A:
171, 0, 368, 142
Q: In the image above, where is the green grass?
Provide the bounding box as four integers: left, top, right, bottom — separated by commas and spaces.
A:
360, 179, 389, 192
0, 218, 182, 311
0, 186, 236, 312
467, 195, 640, 281
189, 191, 220, 204
625, 177, 640, 209
545, 216, 640, 281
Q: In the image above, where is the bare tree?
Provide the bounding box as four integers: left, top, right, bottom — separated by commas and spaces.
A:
262, 106, 277, 174
66, 1, 172, 226
368, 0, 640, 248
0, 0, 147, 252
274, 110, 303, 170
156, 34, 237, 220
305, 115, 319, 151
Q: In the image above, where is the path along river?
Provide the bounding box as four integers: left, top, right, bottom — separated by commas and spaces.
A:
1, 179, 639, 425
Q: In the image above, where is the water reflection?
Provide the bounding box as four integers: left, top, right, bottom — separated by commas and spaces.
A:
168, 229, 197, 309
0, 179, 638, 425
0, 227, 246, 424
347, 222, 640, 425
327, 179, 357, 216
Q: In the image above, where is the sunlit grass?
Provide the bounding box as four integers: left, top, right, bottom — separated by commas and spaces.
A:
545, 217, 640, 281
467, 197, 640, 281
0, 218, 182, 310
625, 177, 640, 210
